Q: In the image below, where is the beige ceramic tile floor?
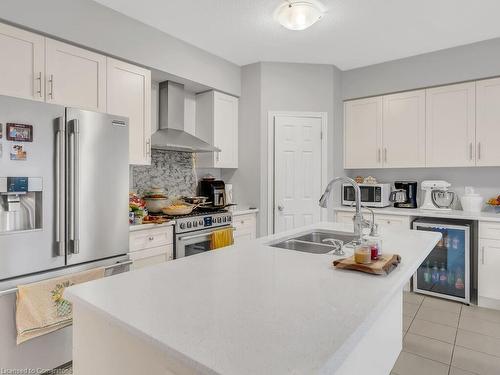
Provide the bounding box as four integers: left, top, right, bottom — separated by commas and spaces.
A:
392, 292, 500, 375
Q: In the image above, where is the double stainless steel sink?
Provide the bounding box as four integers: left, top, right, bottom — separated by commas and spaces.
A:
269, 230, 357, 254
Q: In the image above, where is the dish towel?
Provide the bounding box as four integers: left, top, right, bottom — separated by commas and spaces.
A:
210, 228, 234, 250
15, 267, 105, 344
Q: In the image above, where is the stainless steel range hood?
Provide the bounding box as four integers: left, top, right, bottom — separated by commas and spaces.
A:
151, 81, 219, 153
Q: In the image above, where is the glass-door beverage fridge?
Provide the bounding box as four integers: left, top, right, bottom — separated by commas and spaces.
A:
412, 219, 476, 304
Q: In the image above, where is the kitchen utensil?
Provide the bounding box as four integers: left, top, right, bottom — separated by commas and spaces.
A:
143, 197, 169, 213
421, 181, 454, 211
182, 196, 208, 205
389, 189, 407, 204
460, 187, 483, 213
431, 190, 456, 209
393, 181, 418, 209
162, 203, 196, 216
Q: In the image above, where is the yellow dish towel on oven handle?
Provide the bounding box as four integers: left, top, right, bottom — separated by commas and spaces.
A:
210, 227, 234, 250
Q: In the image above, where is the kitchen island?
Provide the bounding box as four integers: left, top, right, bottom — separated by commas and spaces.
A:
65, 222, 440, 375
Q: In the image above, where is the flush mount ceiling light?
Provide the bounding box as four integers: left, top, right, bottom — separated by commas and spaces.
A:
274, 0, 326, 31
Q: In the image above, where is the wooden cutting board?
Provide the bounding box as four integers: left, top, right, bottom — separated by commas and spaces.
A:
333, 254, 401, 276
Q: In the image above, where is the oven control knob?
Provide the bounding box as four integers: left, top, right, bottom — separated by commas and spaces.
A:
193, 221, 198, 227
217, 217, 222, 223
180, 223, 186, 229
187, 222, 192, 228
227, 216, 232, 222
222, 217, 226, 223
199, 219, 204, 226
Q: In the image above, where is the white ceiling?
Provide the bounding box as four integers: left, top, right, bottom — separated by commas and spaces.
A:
93, 0, 500, 70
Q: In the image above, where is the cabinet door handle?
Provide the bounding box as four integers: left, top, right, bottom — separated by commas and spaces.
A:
146, 138, 151, 156
48, 74, 54, 99
148, 236, 154, 241
469, 143, 473, 161
481, 246, 485, 265
35, 72, 42, 97
478, 142, 481, 160
384, 148, 387, 163
216, 151, 220, 162
377, 148, 381, 163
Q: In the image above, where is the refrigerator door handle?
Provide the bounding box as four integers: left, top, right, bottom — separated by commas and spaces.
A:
55, 117, 66, 256
69, 119, 80, 254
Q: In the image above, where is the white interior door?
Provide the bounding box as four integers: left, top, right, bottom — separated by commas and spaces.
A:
274, 115, 323, 233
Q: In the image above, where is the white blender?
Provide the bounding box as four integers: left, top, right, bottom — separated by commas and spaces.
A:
421, 180, 456, 211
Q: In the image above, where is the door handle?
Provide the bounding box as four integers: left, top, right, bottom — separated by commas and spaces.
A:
55, 117, 65, 256
35, 72, 42, 98
48, 74, 54, 99
69, 119, 80, 254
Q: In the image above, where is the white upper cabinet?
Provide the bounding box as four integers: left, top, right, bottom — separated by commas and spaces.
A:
476, 78, 500, 167
107, 58, 151, 165
382, 90, 426, 168
45, 38, 106, 111
196, 91, 239, 168
425, 82, 476, 167
344, 97, 383, 169
0, 23, 45, 101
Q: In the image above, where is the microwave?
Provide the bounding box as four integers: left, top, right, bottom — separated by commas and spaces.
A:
342, 183, 391, 208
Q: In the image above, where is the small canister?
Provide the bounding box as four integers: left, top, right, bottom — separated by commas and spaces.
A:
354, 243, 372, 264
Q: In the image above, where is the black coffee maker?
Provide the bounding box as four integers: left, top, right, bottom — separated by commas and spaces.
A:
393, 181, 418, 208
199, 179, 226, 207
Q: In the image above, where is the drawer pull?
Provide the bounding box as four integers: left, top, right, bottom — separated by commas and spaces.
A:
148, 236, 154, 241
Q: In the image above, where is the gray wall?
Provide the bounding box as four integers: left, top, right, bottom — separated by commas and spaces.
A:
225, 62, 339, 235
342, 37, 500, 100
222, 63, 261, 213
342, 37, 500, 208
0, 0, 241, 96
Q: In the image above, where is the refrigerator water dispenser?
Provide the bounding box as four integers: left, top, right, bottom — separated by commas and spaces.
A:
0, 177, 42, 233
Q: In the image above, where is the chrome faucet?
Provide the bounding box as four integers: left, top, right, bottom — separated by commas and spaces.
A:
319, 176, 367, 242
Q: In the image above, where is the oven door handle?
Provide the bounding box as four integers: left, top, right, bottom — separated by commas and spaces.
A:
178, 227, 235, 242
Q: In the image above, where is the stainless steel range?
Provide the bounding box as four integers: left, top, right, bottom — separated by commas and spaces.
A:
166, 209, 233, 258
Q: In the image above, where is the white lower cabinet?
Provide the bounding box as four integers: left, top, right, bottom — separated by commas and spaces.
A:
233, 212, 257, 244
478, 222, 500, 307
335, 211, 410, 230
129, 226, 173, 270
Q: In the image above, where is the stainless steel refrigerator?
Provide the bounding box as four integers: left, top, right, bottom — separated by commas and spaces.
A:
0, 95, 130, 370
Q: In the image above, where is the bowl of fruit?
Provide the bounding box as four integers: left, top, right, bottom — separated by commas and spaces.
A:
487, 195, 500, 213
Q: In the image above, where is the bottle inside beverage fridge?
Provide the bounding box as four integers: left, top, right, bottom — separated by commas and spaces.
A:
439, 263, 447, 284
447, 269, 455, 287
423, 260, 431, 284
432, 262, 440, 283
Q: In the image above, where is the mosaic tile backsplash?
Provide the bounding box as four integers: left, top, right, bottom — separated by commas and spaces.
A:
131, 150, 197, 197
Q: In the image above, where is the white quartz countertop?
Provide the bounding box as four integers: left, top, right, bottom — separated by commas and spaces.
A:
230, 207, 259, 216
66, 222, 440, 375
129, 221, 175, 232
334, 205, 500, 222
